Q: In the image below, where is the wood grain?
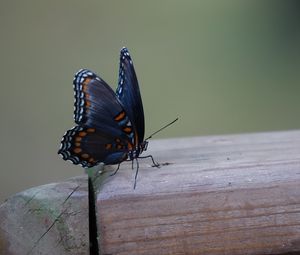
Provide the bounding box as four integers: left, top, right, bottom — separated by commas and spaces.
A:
96, 130, 300, 255
1, 131, 300, 255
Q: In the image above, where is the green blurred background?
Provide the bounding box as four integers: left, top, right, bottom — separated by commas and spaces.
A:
1, 1, 300, 201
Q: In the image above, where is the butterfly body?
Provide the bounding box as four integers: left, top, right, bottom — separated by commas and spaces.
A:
58, 48, 151, 170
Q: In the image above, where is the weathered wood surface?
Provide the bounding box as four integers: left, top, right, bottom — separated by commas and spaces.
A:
1, 130, 300, 255
0, 176, 89, 255
97, 130, 300, 255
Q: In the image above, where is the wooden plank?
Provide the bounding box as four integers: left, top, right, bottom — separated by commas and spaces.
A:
96, 130, 300, 255
0, 176, 89, 255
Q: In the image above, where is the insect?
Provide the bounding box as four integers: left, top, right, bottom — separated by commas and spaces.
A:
58, 47, 176, 188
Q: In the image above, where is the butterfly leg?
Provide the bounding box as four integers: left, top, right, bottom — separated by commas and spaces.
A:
110, 163, 121, 176
138, 155, 160, 168
134, 158, 139, 189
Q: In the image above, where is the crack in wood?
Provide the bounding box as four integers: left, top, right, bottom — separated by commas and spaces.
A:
88, 177, 99, 255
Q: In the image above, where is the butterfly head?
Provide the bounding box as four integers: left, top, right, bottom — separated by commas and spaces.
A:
140, 140, 148, 152
127, 140, 148, 160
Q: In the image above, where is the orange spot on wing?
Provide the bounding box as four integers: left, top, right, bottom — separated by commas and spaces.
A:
87, 128, 95, 133
75, 142, 81, 147
123, 127, 132, 133
105, 144, 112, 149
127, 142, 133, 150
74, 148, 82, 154
79, 132, 87, 137
117, 144, 123, 149
86, 100, 91, 107
83, 78, 92, 88
114, 111, 126, 121
81, 153, 89, 159
75, 137, 82, 142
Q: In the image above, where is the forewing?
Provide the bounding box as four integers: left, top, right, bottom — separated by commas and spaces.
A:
74, 69, 123, 130
116, 47, 145, 144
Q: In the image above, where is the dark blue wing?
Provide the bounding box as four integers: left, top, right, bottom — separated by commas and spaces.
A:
74, 69, 121, 130
58, 69, 135, 167
116, 47, 145, 145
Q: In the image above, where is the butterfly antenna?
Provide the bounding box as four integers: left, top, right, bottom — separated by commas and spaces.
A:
145, 117, 178, 141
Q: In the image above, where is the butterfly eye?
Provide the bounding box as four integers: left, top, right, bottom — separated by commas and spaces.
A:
141, 141, 148, 151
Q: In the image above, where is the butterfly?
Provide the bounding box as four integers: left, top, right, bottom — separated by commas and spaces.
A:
58, 47, 159, 187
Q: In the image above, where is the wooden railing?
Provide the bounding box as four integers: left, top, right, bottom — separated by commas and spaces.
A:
1, 130, 300, 255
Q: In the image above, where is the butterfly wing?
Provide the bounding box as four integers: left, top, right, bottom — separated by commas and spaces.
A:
116, 47, 145, 145
58, 69, 135, 167
74, 69, 121, 128
58, 126, 129, 167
